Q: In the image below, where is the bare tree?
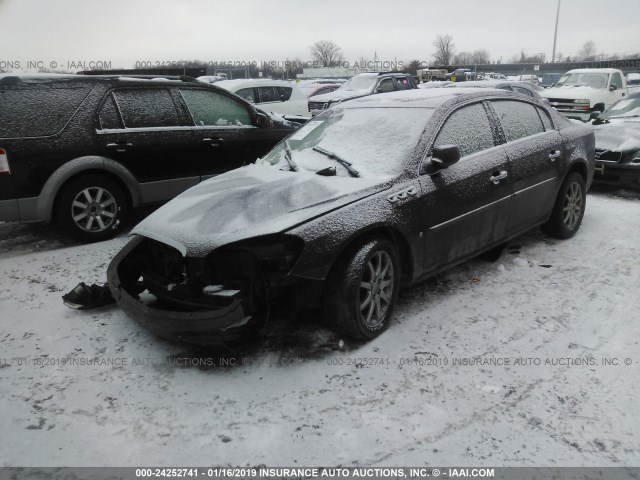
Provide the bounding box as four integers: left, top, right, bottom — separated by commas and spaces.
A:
453, 51, 471, 65
470, 49, 490, 64
579, 40, 597, 61
310, 40, 344, 67
432, 34, 455, 65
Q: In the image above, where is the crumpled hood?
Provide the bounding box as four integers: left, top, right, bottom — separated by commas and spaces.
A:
311, 88, 371, 103
541, 85, 604, 100
132, 164, 389, 257
594, 120, 640, 152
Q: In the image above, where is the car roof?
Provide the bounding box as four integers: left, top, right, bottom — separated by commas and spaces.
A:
215, 79, 299, 91
566, 68, 619, 74
339, 87, 523, 109
0, 73, 203, 88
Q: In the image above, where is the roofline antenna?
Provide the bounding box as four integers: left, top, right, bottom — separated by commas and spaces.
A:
552, 0, 561, 63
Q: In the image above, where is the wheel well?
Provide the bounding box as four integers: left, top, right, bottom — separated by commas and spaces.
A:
593, 102, 605, 112
52, 169, 132, 220
333, 227, 414, 283
567, 161, 588, 183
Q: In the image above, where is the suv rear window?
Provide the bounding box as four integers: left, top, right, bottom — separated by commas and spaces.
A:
113, 88, 182, 128
0, 85, 92, 138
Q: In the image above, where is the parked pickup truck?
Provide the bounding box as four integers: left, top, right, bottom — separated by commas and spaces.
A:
541, 68, 629, 121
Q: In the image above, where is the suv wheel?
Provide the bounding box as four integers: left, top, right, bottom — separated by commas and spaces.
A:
56, 174, 127, 242
324, 238, 400, 340
542, 172, 586, 239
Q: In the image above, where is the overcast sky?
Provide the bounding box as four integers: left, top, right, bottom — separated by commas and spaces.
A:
1, 0, 639, 71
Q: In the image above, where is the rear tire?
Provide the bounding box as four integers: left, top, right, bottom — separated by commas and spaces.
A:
323, 238, 400, 340
56, 173, 128, 242
542, 172, 586, 239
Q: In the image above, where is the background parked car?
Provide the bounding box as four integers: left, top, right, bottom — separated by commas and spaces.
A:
541, 68, 629, 121
442, 80, 548, 102
591, 91, 640, 186
107, 88, 594, 346
0, 74, 298, 241
216, 79, 310, 118
540, 72, 563, 88
308, 72, 418, 116
296, 81, 342, 98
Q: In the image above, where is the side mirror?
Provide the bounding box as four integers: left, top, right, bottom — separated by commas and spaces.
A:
421, 145, 461, 174
609, 85, 617, 91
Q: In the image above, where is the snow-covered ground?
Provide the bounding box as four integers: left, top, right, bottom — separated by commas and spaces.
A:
0, 187, 639, 467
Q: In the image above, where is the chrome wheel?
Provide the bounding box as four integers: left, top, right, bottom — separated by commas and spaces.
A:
71, 187, 118, 232
359, 250, 394, 329
562, 181, 583, 231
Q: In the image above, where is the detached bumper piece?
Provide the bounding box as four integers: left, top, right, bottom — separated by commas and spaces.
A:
62, 282, 116, 310
106, 236, 261, 345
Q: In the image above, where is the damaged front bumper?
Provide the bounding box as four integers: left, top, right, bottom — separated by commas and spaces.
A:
106, 236, 261, 345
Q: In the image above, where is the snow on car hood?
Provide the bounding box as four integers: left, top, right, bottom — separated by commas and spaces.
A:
131, 164, 389, 257
594, 119, 640, 152
310, 89, 370, 103
542, 85, 604, 99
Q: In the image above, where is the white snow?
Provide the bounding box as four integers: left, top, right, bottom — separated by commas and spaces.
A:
0, 188, 639, 466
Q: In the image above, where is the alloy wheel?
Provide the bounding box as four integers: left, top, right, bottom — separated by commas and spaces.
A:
562, 182, 583, 231
70, 187, 118, 232
359, 250, 395, 329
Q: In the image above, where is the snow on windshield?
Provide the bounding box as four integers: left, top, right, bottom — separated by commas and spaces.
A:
557, 72, 608, 89
261, 107, 432, 178
602, 97, 640, 119
339, 75, 378, 92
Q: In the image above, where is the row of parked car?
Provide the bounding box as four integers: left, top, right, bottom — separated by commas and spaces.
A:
0, 67, 634, 346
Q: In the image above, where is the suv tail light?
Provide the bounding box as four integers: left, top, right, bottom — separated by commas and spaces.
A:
0, 149, 10, 175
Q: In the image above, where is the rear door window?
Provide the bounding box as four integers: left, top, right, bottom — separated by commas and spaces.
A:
393, 77, 412, 91
98, 93, 123, 129
180, 88, 252, 126
434, 103, 495, 158
0, 85, 92, 138
113, 88, 181, 128
491, 100, 545, 142
257, 86, 278, 103
536, 106, 554, 131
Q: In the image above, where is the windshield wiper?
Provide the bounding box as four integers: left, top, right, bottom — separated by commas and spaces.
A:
312, 146, 360, 177
283, 139, 299, 172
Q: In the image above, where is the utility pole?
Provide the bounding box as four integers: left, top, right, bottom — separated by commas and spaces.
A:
552, 0, 561, 63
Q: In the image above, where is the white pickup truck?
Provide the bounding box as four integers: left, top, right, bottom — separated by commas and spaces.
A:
541, 68, 629, 121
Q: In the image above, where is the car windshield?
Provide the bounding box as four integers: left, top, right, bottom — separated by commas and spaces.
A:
556, 72, 608, 89
339, 75, 378, 92
600, 97, 640, 119
260, 107, 432, 178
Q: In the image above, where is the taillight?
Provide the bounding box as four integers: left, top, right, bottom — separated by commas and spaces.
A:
0, 148, 10, 175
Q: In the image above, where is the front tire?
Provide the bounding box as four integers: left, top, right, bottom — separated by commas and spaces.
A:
542, 172, 586, 239
56, 174, 128, 242
324, 238, 400, 340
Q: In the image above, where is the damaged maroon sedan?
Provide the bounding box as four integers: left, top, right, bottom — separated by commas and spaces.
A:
104, 89, 594, 345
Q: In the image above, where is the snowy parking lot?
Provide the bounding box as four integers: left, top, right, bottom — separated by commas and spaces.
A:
0, 187, 638, 467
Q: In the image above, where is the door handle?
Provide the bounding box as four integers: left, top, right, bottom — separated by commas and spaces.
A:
202, 138, 225, 147
549, 150, 561, 161
489, 170, 508, 185
106, 142, 132, 152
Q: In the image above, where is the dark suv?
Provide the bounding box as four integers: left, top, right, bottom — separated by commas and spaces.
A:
308, 72, 417, 116
0, 74, 297, 241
